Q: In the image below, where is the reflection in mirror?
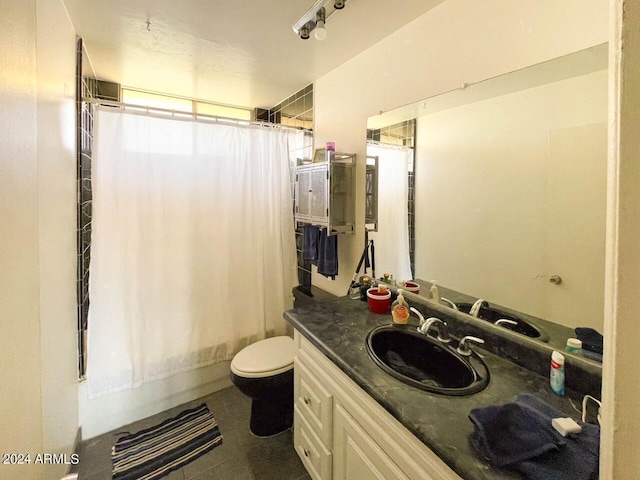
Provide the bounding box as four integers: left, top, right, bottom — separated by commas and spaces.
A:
366, 142, 413, 282
366, 43, 608, 353
365, 155, 378, 232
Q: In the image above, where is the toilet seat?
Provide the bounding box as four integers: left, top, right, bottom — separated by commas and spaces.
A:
230, 336, 294, 378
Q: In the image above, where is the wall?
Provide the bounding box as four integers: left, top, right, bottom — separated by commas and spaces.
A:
601, 0, 640, 478
80, 361, 231, 439
0, 1, 78, 479
312, 0, 608, 298
0, 1, 44, 479
414, 70, 608, 330
36, 0, 80, 476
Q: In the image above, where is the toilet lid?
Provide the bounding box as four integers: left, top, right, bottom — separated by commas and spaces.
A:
231, 336, 295, 378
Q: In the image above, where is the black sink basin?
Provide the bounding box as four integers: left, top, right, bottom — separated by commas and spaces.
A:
457, 302, 549, 342
365, 325, 490, 396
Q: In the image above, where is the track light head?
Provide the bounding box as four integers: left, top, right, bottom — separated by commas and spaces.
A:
292, 0, 347, 40
314, 8, 327, 40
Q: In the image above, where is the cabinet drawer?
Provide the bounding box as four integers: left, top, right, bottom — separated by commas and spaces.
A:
295, 405, 332, 480
294, 355, 333, 445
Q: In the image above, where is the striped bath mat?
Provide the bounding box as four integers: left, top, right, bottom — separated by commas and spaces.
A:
112, 403, 223, 480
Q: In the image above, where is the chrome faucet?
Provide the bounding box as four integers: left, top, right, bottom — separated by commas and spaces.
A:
457, 336, 485, 356
409, 307, 450, 343
440, 297, 459, 311
495, 318, 518, 327
409, 306, 425, 328
418, 317, 450, 344
409, 307, 450, 342
469, 299, 489, 317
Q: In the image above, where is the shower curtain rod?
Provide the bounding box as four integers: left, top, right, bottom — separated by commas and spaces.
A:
82, 97, 312, 133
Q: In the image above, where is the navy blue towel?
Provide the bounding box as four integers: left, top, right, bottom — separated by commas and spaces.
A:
469, 394, 600, 480
580, 350, 603, 363
317, 228, 338, 280
469, 402, 564, 467
514, 394, 600, 480
575, 327, 604, 355
302, 225, 320, 264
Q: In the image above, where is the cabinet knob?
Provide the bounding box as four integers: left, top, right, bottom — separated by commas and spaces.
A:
303, 396, 310, 405
304, 448, 310, 457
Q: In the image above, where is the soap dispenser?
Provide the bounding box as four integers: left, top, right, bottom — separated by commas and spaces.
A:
430, 281, 441, 304
392, 289, 409, 309
391, 289, 410, 325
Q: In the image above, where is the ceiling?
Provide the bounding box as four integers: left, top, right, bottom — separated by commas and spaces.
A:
63, 0, 444, 109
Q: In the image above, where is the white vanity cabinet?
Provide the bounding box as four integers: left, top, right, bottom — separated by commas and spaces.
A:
333, 403, 410, 480
293, 331, 462, 480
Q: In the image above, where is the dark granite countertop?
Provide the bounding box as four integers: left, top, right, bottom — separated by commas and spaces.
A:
285, 296, 588, 480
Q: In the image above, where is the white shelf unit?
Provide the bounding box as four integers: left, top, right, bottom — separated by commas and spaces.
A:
294, 152, 356, 235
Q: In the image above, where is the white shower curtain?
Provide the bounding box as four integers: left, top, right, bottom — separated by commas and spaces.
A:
86, 107, 297, 398
367, 144, 412, 282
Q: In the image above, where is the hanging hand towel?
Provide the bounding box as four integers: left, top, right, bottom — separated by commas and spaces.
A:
302, 225, 320, 265
317, 228, 338, 280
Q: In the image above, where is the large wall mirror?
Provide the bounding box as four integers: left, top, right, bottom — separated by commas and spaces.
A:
367, 43, 608, 353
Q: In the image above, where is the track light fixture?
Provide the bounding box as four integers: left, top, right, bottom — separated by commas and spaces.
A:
292, 0, 349, 41
314, 8, 327, 40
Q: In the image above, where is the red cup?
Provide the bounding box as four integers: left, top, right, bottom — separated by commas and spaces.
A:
367, 287, 391, 314
403, 281, 420, 294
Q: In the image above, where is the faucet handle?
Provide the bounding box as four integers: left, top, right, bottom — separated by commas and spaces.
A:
457, 336, 485, 356
469, 299, 489, 317
440, 297, 459, 311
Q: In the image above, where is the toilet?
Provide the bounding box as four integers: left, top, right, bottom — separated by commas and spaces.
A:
230, 336, 295, 437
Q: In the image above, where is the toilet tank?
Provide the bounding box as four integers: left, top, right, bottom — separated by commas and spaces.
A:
292, 285, 337, 308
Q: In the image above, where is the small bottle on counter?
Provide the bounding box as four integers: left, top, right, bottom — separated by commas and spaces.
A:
359, 276, 371, 302
349, 282, 361, 300
391, 289, 409, 325
550, 351, 565, 396
565, 338, 583, 355
392, 304, 409, 324
430, 281, 441, 304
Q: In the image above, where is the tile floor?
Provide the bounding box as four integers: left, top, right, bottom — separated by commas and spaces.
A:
76, 386, 310, 480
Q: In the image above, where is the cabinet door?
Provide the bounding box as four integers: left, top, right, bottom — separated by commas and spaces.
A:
296, 169, 312, 219
309, 165, 328, 221
333, 404, 412, 480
